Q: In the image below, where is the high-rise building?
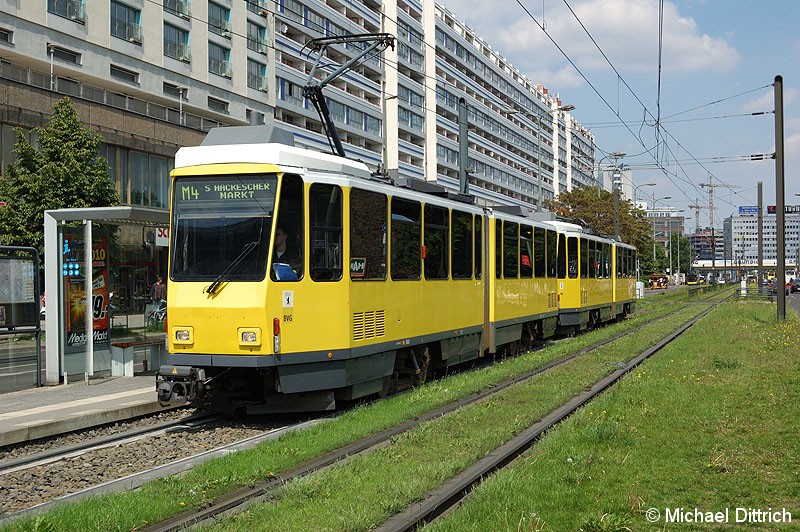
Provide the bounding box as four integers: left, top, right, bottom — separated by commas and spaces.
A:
725, 206, 800, 265
0, 1, 596, 212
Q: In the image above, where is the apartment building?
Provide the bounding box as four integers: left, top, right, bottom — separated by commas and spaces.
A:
0, 0, 596, 213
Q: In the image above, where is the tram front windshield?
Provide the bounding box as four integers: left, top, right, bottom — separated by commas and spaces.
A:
170, 174, 277, 282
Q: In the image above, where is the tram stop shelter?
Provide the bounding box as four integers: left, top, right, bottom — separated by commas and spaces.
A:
44, 206, 168, 385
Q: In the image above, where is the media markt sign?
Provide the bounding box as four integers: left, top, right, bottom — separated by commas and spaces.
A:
62, 228, 111, 353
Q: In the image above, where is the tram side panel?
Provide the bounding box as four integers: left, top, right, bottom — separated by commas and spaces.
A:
556, 232, 583, 331
613, 243, 637, 317
488, 217, 559, 353
584, 237, 615, 324
556, 233, 616, 331
345, 186, 485, 389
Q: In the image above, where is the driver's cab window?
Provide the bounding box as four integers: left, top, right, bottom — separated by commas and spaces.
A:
270, 174, 304, 281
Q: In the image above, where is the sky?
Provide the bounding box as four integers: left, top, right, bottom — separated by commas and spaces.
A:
436, 0, 799, 228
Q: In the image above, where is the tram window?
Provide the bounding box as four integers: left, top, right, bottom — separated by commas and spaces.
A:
503, 222, 519, 278
270, 174, 304, 282
597, 242, 603, 278
624, 248, 630, 277
350, 188, 387, 281
557, 234, 566, 278
595, 241, 602, 278
424, 204, 449, 280
171, 173, 276, 282
391, 197, 421, 280
309, 184, 342, 282
546, 229, 557, 278
599, 242, 606, 278
629, 249, 634, 276
534, 227, 546, 278
495, 220, 503, 279
580, 238, 589, 279
474, 216, 483, 279
589, 241, 598, 278
604, 243, 611, 278
615, 247, 622, 278
520, 225, 533, 278
568, 237, 578, 278
451, 210, 472, 279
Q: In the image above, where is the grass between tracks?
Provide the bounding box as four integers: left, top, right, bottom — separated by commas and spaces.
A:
427, 300, 800, 532
4, 289, 724, 531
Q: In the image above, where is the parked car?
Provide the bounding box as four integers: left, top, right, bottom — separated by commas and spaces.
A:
768, 278, 789, 296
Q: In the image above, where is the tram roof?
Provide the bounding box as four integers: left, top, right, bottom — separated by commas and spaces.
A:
176, 125, 372, 178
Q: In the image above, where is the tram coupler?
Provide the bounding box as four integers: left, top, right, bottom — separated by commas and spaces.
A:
156, 365, 205, 407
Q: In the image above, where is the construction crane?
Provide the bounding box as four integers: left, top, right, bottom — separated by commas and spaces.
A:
699, 175, 740, 274
687, 198, 707, 234
699, 175, 740, 229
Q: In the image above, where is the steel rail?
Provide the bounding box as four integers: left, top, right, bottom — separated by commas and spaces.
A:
0, 411, 214, 475
375, 294, 729, 531
140, 294, 723, 532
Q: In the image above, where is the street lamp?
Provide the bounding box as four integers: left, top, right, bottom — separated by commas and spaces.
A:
633, 183, 656, 206
668, 209, 685, 283
612, 162, 626, 240
651, 195, 672, 263
595, 151, 625, 196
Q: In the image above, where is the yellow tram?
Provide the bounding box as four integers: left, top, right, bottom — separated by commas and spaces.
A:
156, 126, 637, 413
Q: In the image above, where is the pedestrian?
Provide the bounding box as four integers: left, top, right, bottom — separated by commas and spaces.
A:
150, 276, 166, 303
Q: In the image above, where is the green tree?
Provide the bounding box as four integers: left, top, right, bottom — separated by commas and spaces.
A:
545, 186, 655, 273
0, 97, 119, 256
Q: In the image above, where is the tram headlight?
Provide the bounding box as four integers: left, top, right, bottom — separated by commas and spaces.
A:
172, 327, 193, 345
238, 327, 262, 347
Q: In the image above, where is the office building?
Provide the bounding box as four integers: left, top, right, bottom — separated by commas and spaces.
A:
724, 206, 800, 266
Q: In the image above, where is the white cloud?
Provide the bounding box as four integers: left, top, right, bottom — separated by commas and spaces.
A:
743, 87, 797, 113
439, 0, 739, 82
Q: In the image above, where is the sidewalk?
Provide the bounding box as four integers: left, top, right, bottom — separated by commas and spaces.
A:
0, 374, 167, 447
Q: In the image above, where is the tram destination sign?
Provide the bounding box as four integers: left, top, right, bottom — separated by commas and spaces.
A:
176, 176, 275, 203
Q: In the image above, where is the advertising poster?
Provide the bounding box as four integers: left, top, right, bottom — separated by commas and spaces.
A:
0, 256, 36, 326
63, 229, 110, 351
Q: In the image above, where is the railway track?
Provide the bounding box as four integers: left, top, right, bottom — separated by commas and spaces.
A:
0, 412, 216, 476
135, 292, 728, 532
0, 413, 323, 519
377, 295, 727, 530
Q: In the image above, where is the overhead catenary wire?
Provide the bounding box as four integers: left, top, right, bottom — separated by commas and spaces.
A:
146, 0, 769, 212
554, 0, 768, 209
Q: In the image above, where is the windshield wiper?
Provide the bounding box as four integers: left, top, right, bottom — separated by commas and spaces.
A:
205, 241, 259, 295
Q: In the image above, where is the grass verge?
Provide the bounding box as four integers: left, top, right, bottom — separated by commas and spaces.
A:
426, 300, 800, 531
2, 294, 716, 531
192, 302, 712, 530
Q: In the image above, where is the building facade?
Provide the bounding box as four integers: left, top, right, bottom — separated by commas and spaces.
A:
689, 228, 724, 262
1, 0, 596, 211
724, 206, 800, 266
